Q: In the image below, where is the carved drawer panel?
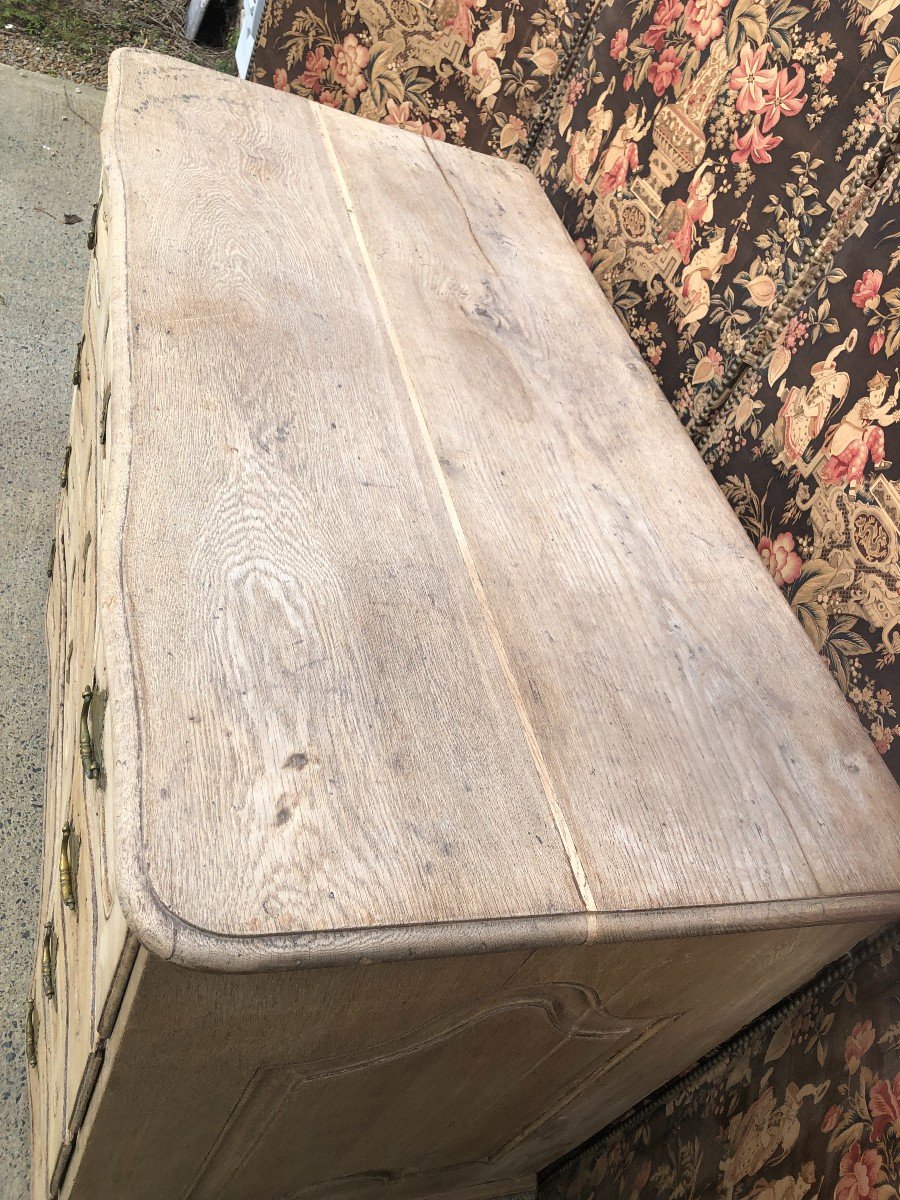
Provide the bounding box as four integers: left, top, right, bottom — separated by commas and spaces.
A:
186, 985, 673, 1200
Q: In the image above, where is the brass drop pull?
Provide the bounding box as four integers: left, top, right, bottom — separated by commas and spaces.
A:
80, 687, 99, 780
41, 921, 54, 1000
25, 1000, 37, 1068
100, 384, 111, 446
73, 335, 84, 387
60, 444, 71, 489
60, 822, 76, 911
87, 200, 99, 250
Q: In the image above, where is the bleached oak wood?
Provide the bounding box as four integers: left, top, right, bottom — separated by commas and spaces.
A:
94, 52, 900, 968
27, 46, 900, 1200
29, 186, 137, 1200
58, 921, 878, 1200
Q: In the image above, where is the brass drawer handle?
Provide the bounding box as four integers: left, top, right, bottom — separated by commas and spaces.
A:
73, 335, 84, 387
60, 822, 76, 911
60, 445, 71, 489
100, 384, 111, 446
41, 921, 54, 1000
80, 686, 100, 780
25, 1000, 37, 1068
87, 200, 99, 251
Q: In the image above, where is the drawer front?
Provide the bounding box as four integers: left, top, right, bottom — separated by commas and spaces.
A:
29, 514, 71, 1200
27, 901, 72, 1200
92, 173, 112, 524
60, 232, 103, 1150
31, 188, 134, 1199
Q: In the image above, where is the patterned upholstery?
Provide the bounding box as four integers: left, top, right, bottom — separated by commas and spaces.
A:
249, 4, 900, 771
539, 926, 900, 1200
250, 0, 587, 154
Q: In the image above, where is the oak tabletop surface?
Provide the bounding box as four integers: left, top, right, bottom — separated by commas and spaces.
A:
98, 50, 900, 953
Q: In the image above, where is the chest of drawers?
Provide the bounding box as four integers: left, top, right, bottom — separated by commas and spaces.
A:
28, 48, 900, 1200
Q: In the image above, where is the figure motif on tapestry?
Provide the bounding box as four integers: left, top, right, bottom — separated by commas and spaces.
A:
561, 79, 616, 195
597, 103, 651, 195
768, 331, 857, 471
678, 227, 738, 330
820, 370, 900, 498
664, 162, 717, 266
587, 41, 734, 301
442, 0, 482, 48
469, 13, 515, 109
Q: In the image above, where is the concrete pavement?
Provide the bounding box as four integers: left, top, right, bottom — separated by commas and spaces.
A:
0, 63, 105, 1200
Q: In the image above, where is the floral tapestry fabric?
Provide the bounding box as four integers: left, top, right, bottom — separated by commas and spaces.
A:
540, 927, 900, 1200
250, 0, 596, 154
701, 167, 900, 771
249, 0, 900, 771
533, 0, 899, 430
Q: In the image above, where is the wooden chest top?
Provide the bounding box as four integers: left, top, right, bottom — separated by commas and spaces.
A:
99, 50, 900, 968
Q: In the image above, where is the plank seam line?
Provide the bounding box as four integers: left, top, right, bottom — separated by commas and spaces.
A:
313, 106, 597, 913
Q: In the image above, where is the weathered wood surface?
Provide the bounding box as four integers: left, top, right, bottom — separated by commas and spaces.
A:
29, 183, 139, 1200
27, 47, 900, 1200
95, 49, 900, 967
58, 920, 880, 1200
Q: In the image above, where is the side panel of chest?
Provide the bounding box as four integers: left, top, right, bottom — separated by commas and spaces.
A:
59, 920, 878, 1200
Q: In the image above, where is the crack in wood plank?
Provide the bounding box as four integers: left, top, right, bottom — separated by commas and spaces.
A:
313, 106, 596, 913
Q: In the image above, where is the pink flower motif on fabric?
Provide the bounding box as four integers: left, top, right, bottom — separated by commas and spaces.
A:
642, 0, 683, 50
821, 1104, 840, 1133
835, 1143, 882, 1200
758, 532, 802, 586
384, 99, 446, 139
870, 1073, 900, 1140
648, 48, 683, 95
758, 64, 807, 133
331, 34, 370, 98
684, 0, 729, 50
610, 28, 628, 60
731, 122, 783, 164
301, 46, 329, 92
729, 43, 777, 115
844, 1020, 876, 1072
853, 269, 884, 310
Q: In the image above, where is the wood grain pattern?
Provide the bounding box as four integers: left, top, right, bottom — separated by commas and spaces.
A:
100, 51, 586, 948
29, 489, 68, 1200
57, 920, 881, 1200
29, 49, 900, 1200
94, 50, 900, 966
319, 107, 900, 913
